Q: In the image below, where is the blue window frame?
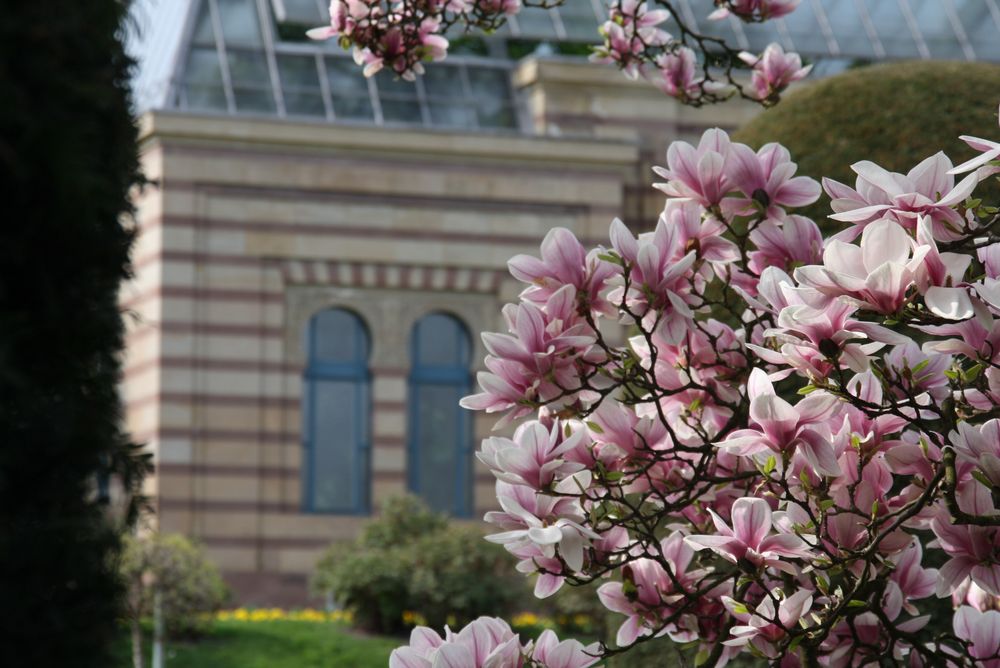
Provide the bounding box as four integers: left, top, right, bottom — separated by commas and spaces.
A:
302, 308, 371, 514
407, 313, 473, 517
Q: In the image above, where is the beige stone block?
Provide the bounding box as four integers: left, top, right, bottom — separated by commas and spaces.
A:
276, 548, 326, 574
160, 402, 195, 429
159, 438, 193, 464
373, 376, 406, 402
261, 513, 366, 540
371, 410, 405, 439
200, 511, 260, 537
371, 447, 405, 474
194, 404, 292, 434
372, 479, 407, 504
157, 508, 193, 534
159, 473, 258, 503
204, 546, 258, 571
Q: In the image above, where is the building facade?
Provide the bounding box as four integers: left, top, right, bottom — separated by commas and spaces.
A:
126, 0, 1000, 604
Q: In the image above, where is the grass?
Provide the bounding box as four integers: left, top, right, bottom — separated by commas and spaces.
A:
115, 620, 399, 668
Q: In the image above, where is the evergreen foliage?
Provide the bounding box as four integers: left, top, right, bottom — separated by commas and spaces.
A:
0, 1, 145, 664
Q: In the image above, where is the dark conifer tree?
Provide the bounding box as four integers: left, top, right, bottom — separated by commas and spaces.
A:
0, 1, 147, 664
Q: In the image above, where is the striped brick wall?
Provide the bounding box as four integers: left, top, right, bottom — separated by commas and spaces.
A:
123, 111, 640, 604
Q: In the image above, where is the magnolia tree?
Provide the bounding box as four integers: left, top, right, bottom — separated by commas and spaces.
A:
307, 0, 810, 107
389, 110, 1000, 667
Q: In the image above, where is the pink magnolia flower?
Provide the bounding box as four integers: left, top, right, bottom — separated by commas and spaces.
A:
389, 617, 525, 668
651, 46, 703, 101
738, 43, 811, 103
931, 513, 1000, 597
607, 217, 698, 344
794, 218, 930, 314
475, 0, 522, 15
592, 1, 671, 79
306, 0, 374, 40
709, 0, 801, 21
883, 540, 937, 618
747, 215, 824, 278
485, 476, 600, 574
953, 606, 1000, 668
823, 152, 979, 241
684, 496, 814, 573
718, 368, 841, 477
980, 243, 1000, 279
597, 531, 704, 646
722, 589, 813, 658
652, 128, 733, 208
587, 401, 670, 462
746, 267, 903, 378
659, 199, 741, 271
611, 0, 671, 44
477, 420, 585, 490
882, 341, 953, 405
952, 419, 1000, 487
913, 215, 975, 319
725, 142, 821, 219
630, 317, 746, 404
530, 630, 600, 668
948, 103, 1000, 178
507, 227, 615, 315
460, 285, 601, 426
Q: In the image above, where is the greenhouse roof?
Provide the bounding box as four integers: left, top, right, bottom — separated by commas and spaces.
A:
128, 0, 1000, 131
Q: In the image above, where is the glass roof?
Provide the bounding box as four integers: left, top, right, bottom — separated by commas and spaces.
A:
139, 0, 1000, 131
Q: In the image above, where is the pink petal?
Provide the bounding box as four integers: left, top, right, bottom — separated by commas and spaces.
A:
731, 497, 772, 549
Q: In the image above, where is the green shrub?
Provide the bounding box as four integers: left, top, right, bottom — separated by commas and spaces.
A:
733, 61, 1000, 226
408, 524, 525, 630
121, 533, 229, 637
312, 495, 528, 635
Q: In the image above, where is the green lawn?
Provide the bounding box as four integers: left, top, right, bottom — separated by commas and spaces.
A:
116, 621, 399, 668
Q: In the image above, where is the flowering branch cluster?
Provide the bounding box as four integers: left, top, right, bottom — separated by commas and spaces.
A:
308, 0, 811, 106
391, 105, 1000, 666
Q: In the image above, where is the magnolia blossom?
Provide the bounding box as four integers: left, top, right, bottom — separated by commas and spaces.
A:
952, 419, 1000, 487
530, 630, 600, 668
709, 0, 801, 21
685, 497, 814, 573
932, 514, 1000, 596
739, 43, 812, 103
592, 1, 671, 79
597, 531, 704, 646
651, 46, 704, 101
795, 218, 930, 314
717, 369, 841, 476
725, 142, 821, 219
949, 103, 1000, 178
747, 215, 823, 277
652, 128, 732, 207
607, 217, 698, 343
823, 152, 979, 241
447, 119, 1000, 667
389, 617, 524, 668
953, 606, 1000, 668
722, 589, 812, 657
477, 420, 585, 490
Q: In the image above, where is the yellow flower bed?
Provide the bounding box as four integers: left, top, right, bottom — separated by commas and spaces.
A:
214, 608, 353, 623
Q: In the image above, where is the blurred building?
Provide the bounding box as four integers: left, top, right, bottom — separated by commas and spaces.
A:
125, 0, 1000, 604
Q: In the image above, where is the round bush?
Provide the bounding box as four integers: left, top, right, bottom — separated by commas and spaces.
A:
733, 61, 1000, 223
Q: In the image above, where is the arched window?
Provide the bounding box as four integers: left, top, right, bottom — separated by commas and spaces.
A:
302, 308, 371, 514
408, 313, 473, 516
